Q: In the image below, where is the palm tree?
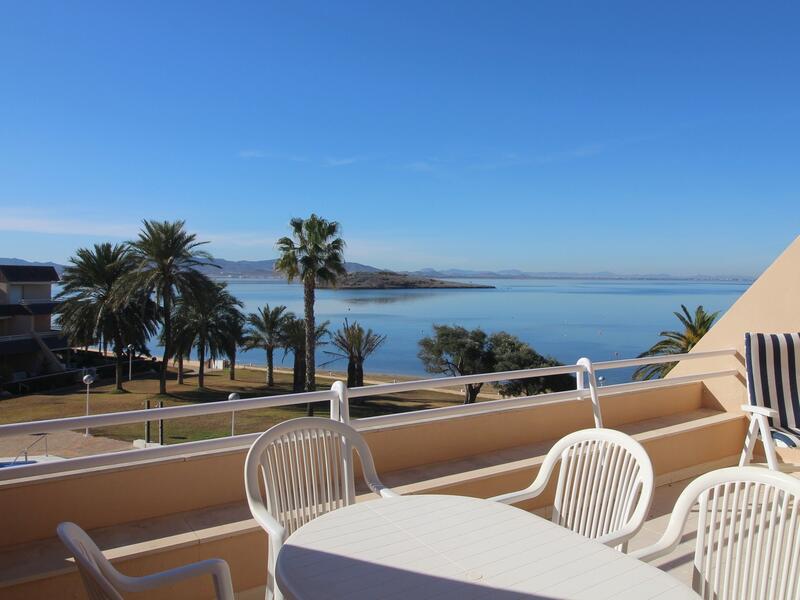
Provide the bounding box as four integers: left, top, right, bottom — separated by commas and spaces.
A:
122, 220, 214, 443
326, 320, 386, 388
56, 243, 157, 392
280, 316, 330, 412
124, 220, 214, 395
242, 304, 291, 386
275, 215, 346, 392
222, 309, 245, 381
633, 304, 720, 380
172, 281, 243, 389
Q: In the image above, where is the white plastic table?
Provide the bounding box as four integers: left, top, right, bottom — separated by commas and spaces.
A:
276, 494, 698, 600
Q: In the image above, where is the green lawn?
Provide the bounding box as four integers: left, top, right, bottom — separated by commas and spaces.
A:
0, 367, 466, 445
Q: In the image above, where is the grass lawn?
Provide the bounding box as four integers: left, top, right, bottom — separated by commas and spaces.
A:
0, 367, 467, 445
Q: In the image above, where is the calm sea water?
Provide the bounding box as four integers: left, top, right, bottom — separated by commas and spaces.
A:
223, 278, 749, 385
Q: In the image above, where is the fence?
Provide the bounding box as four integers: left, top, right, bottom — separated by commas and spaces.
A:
0, 349, 738, 481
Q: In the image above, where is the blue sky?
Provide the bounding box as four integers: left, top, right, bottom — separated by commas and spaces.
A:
0, 1, 798, 276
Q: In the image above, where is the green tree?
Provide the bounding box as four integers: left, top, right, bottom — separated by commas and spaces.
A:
633, 304, 720, 380
222, 308, 245, 381
124, 220, 214, 395
172, 281, 243, 389
326, 319, 387, 388
418, 325, 494, 404
242, 304, 291, 386
275, 214, 346, 392
489, 332, 574, 397
280, 315, 330, 412
122, 220, 214, 443
56, 243, 157, 392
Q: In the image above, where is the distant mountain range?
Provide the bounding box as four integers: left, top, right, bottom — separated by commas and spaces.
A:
0, 257, 753, 282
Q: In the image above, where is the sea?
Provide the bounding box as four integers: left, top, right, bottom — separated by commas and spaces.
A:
218, 278, 750, 385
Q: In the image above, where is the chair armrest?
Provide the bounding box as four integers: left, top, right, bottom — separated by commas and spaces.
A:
629, 539, 676, 563
741, 404, 778, 419
115, 558, 235, 600
489, 484, 546, 505
249, 501, 287, 544
378, 486, 401, 498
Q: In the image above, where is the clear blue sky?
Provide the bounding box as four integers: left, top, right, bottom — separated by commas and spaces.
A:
1, 1, 798, 276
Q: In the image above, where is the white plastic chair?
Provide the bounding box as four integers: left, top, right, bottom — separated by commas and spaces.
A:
245, 417, 399, 600
56, 521, 235, 600
490, 428, 654, 550
631, 466, 800, 600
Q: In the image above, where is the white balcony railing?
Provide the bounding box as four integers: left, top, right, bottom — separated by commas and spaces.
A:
0, 349, 738, 481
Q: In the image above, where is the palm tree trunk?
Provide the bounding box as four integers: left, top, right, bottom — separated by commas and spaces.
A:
266, 347, 274, 386
229, 348, 236, 380
355, 359, 364, 388
177, 354, 184, 385
303, 276, 315, 392
347, 358, 357, 388
293, 353, 305, 393
159, 289, 171, 396
115, 349, 124, 392
114, 333, 125, 392
158, 287, 171, 445
198, 342, 205, 389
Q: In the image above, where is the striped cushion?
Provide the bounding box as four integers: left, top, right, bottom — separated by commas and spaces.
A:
745, 333, 800, 433
771, 427, 800, 448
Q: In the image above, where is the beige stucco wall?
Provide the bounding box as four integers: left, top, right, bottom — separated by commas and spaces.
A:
668, 235, 800, 411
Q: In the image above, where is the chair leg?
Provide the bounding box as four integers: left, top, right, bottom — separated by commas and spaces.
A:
755, 414, 780, 471
740, 416, 759, 466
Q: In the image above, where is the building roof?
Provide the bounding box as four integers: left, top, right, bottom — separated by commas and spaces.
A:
0, 265, 60, 283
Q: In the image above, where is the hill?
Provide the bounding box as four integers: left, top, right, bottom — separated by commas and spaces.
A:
198, 258, 381, 279
321, 271, 494, 289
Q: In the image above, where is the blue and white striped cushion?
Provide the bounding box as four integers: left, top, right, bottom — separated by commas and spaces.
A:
771, 427, 800, 448
745, 332, 800, 437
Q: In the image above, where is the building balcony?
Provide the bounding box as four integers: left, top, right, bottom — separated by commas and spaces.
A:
0, 349, 765, 599
0, 301, 58, 318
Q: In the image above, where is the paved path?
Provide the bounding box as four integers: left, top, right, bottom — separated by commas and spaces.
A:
0, 430, 131, 463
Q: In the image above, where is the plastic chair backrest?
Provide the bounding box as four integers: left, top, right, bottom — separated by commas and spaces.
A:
549, 428, 654, 545
245, 417, 385, 537
56, 522, 123, 600
634, 466, 800, 599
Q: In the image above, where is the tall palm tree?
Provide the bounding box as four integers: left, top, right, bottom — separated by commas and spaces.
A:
56, 243, 157, 392
122, 220, 214, 443
326, 319, 386, 388
172, 281, 243, 389
280, 316, 330, 412
242, 304, 291, 386
275, 214, 345, 392
124, 220, 214, 395
633, 304, 720, 380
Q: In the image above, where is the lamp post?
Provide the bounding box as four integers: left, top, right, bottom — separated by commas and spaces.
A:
228, 393, 239, 437
82, 373, 95, 436
127, 344, 135, 381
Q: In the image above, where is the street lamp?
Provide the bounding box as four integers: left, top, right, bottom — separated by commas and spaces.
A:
228, 393, 239, 437
127, 344, 135, 381
82, 373, 95, 436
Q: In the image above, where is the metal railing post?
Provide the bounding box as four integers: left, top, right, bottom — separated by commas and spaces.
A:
228, 393, 239, 436
577, 357, 602, 428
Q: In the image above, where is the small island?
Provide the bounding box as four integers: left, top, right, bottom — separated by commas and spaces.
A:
322, 270, 495, 290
